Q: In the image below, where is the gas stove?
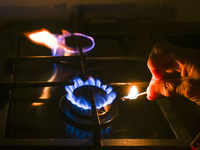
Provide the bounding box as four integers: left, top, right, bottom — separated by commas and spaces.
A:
1, 21, 200, 149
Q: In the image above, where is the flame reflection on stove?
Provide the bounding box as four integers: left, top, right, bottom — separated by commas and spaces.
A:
65, 124, 112, 138
39, 64, 58, 99
65, 77, 116, 110
32, 102, 44, 106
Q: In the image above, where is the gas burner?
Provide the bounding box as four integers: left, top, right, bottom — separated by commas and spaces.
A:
56, 30, 95, 56
25, 29, 96, 67
65, 77, 116, 114
71, 85, 110, 116
59, 77, 119, 129
25, 29, 95, 57
54, 30, 97, 67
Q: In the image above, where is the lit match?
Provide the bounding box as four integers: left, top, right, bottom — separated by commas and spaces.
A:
121, 91, 147, 101
121, 85, 147, 101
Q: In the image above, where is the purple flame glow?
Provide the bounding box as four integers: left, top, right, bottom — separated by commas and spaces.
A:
53, 30, 95, 56
65, 77, 116, 110
25, 29, 94, 57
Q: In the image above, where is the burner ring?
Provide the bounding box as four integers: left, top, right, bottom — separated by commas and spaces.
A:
65, 77, 117, 112
59, 94, 119, 129
70, 85, 110, 117
54, 30, 95, 57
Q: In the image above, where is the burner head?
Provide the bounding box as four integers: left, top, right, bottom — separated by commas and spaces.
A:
59, 94, 118, 129
54, 30, 97, 67
64, 35, 93, 50
71, 85, 111, 116
54, 30, 95, 56
64, 77, 116, 112
59, 77, 118, 129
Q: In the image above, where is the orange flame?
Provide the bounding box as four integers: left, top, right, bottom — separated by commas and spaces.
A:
39, 68, 57, 99
122, 86, 148, 101
128, 86, 138, 99
25, 29, 58, 49
123, 86, 138, 100
32, 102, 44, 106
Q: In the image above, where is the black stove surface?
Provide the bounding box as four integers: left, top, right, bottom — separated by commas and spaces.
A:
6, 32, 173, 138
1, 21, 199, 149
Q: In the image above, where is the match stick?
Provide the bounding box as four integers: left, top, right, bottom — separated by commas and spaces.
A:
121, 91, 147, 101
137, 91, 147, 97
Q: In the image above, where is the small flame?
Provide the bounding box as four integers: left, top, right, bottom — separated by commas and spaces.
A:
32, 102, 44, 106
123, 86, 138, 100
25, 29, 58, 50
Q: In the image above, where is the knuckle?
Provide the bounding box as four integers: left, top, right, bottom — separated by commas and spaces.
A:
177, 78, 200, 104
177, 79, 193, 97
161, 81, 176, 97
176, 79, 192, 97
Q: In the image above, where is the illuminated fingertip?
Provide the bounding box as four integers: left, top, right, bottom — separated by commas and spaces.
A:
147, 95, 157, 101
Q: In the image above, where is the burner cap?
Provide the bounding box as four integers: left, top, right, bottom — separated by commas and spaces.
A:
59, 94, 119, 130
73, 85, 107, 107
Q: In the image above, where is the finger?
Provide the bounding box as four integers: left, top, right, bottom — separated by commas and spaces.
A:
154, 79, 180, 97
147, 44, 165, 79
146, 76, 160, 100
147, 78, 181, 101
147, 84, 159, 100
148, 77, 200, 105
147, 43, 173, 79
177, 78, 200, 104
147, 58, 163, 79
147, 43, 186, 79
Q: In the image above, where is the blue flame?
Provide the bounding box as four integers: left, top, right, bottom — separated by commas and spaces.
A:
65, 77, 116, 110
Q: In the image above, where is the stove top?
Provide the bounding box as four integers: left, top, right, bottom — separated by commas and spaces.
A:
1, 21, 200, 149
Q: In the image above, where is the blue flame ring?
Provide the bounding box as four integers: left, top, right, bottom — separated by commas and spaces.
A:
65, 77, 116, 110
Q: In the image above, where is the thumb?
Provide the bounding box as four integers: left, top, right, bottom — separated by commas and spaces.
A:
147, 78, 200, 105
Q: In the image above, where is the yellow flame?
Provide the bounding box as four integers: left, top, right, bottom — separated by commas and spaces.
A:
127, 86, 138, 99
25, 29, 58, 49
32, 102, 44, 106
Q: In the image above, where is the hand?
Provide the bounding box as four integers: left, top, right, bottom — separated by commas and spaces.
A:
147, 42, 200, 105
